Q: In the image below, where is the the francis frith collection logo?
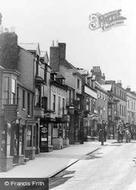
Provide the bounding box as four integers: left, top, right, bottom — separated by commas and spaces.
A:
89, 9, 126, 31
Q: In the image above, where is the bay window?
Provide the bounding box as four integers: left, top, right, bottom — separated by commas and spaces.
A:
3, 75, 17, 105
11, 78, 16, 104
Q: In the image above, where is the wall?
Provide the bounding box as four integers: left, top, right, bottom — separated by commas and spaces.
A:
42, 66, 51, 110
96, 89, 108, 122
17, 85, 34, 119
60, 65, 82, 95
18, 48, 34, 92
126, 91, 136, 124
50, 85, 67, 117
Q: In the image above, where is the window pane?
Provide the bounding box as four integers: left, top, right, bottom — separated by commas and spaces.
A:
11, 78, 16, 93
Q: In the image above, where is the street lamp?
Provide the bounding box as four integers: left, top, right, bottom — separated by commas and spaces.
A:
69, 105, 75, 115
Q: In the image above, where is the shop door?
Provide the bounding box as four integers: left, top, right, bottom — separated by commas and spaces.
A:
11, 124, 24, 164
40, 124, 48, 152
10, 124, 19, 163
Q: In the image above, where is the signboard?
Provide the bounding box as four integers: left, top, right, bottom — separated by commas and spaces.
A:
41, 127, 47, 133
0, 178, 49, 190
85, 86, 97, 99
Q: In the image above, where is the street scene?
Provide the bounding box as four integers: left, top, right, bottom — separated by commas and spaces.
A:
1, 0, 136, 189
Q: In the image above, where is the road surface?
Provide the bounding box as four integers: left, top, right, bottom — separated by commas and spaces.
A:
50, 141, 136, 190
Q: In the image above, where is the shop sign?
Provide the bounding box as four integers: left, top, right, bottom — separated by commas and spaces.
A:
41, 138, 47, 141
41, 127, 47, 133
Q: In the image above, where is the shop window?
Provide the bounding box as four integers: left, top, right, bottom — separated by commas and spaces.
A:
6, 123, 11, 156
33, 125, 36, 147
26, 125, 32, 147
40, 124, 48, 147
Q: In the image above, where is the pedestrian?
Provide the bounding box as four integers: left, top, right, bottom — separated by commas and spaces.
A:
117, 120, 124, 143
125, 128, 131, 143
98, 123, 105, 145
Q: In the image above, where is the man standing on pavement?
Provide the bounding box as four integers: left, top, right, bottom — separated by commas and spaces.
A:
98, 122, 105, 145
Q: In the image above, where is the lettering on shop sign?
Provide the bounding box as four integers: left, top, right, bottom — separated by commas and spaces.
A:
89, 9, 126, 31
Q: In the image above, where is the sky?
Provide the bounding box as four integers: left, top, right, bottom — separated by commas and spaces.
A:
1, 0, 136, 90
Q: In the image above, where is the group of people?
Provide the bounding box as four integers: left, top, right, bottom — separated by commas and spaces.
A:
117, 120, 131, 143
98, 120, 136, 145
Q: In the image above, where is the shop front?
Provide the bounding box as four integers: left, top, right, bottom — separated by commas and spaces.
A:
83, 113, 98, 141
10, 119, 25, 165
52, 116, 70, 150
40, 117, 54, 152
24, 120, 37, 160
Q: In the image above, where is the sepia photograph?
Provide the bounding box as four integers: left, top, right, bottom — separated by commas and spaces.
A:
0, 0, 136, 189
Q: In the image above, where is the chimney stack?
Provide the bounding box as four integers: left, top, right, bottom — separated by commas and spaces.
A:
0, 32, 19, 70
50, 42, 66, 72
58, 43, 66, 60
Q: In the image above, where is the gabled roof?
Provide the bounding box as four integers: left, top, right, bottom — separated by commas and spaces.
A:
51, 71, 65, 79
60, 59, 83, 79
40, 51, 49, 64
19, 43, 40, 56
56, 72, 65, 79
95, 81, 109, 94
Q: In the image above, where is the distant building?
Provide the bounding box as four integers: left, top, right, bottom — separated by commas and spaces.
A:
77, 68, 98, 140
95, 82, 108, 124
91, 66, 105, 85
126, 87, 136, 125
105, 80, 127, 138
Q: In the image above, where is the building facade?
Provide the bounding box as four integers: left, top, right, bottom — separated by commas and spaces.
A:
50, 42, 84, 144
77, 69, 98, 140
106, 80, 127, 138
49, 72, 68, 149
126, 88, 136, 125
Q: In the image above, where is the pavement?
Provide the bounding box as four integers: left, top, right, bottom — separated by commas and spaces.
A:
0, 140, 115, 178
